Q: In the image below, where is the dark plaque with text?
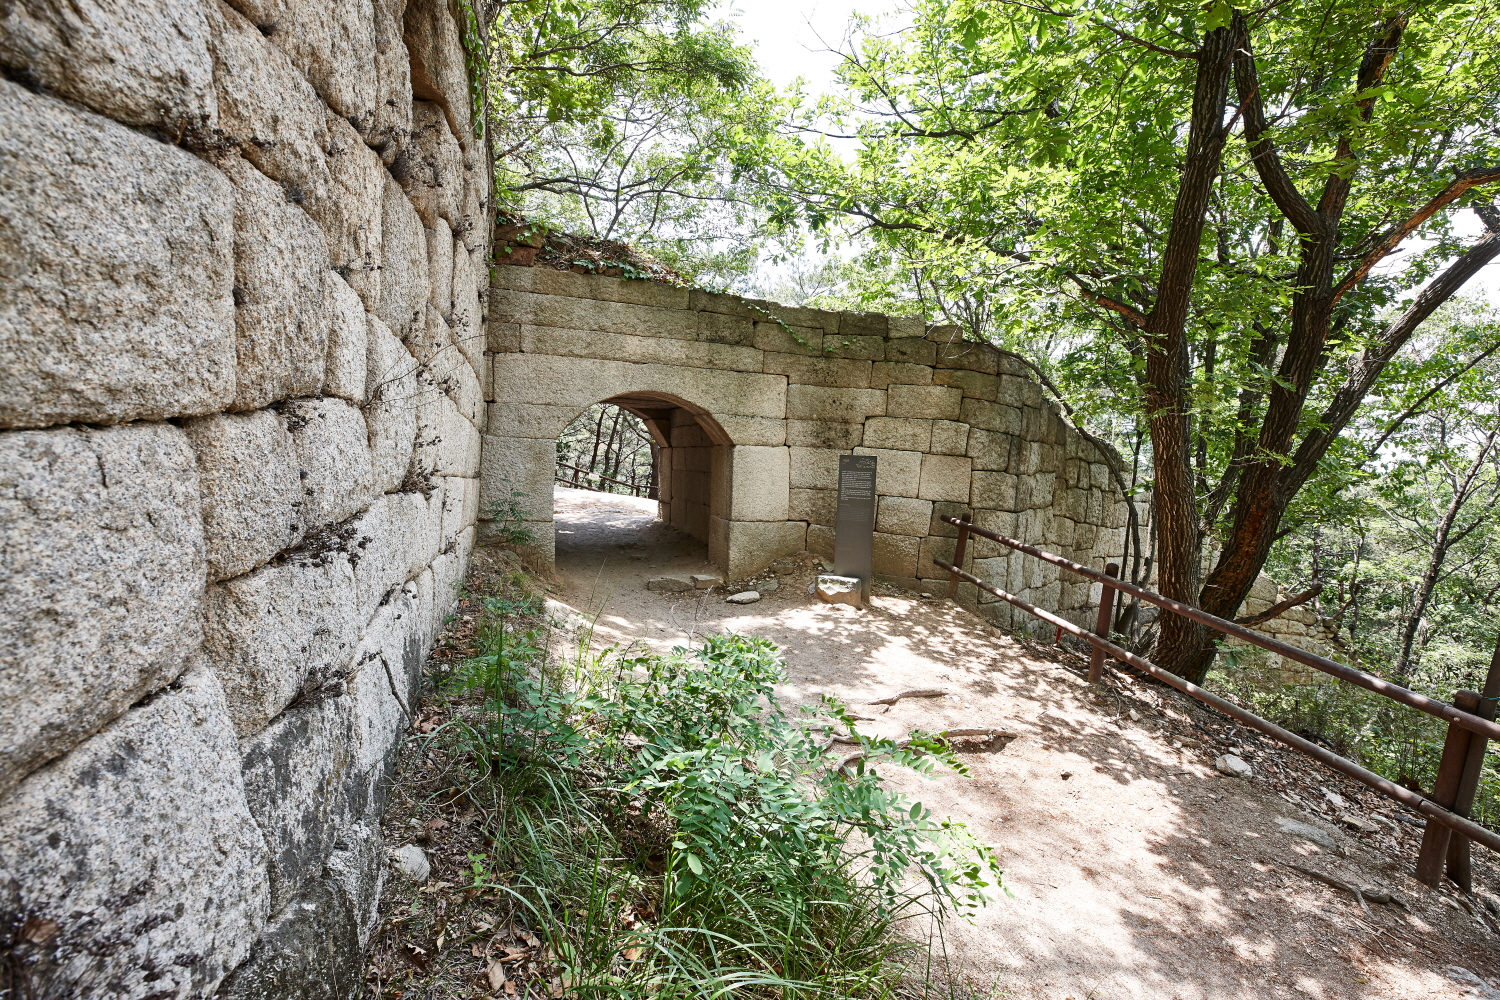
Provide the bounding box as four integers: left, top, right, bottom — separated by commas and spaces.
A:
833, 454, 877, 604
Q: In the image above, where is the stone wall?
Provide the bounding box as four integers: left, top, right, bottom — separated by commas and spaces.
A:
484, 266, 1131, 626
0, 1, 489, 996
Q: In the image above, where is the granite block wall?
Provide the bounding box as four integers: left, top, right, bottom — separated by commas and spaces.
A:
485, 266, 1132, 618
0, 1, 489, 996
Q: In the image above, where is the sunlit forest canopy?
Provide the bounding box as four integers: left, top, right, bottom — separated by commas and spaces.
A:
556, 403, 657, 497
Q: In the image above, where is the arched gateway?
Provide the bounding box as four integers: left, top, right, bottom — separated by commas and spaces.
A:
482, 265, 1130, 627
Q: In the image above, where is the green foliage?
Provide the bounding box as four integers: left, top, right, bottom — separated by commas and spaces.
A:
442, 606, 1004, 997
487, 478, 535, 546
475, 0, 788, 284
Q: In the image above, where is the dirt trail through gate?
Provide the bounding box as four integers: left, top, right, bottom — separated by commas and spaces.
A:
547, 487, 1500, 999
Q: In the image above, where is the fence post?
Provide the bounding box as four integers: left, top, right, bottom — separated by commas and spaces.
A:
1088, 563, 1120, 685
1443, 689, 1490, 891
1416, 691, 1477, 887
947, 514, 972, 599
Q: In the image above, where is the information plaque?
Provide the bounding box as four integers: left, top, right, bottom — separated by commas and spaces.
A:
833, 454, 877, 605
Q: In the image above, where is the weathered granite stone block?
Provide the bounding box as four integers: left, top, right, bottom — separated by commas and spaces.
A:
392, 100, 463, 230
404, 0, 472, 148
918, 453, 972, 503
0, 81, 235, 429
785, 385, 886, 422
887, 384, 962, 421
0, 424, 206, 794
0, 0, 217, 131
863, 416, 932, 453
214, 878, 361, 1000
873, 531, 921, 578
346, 493, 423, 621
786, 419, 862, 450
202, 551, 360, 737
852, 447, 922, 498
286, 398, 376, 527
183, 409, 304, 581
380, 173, 431, 343
0, 667, 269, 998
222, 154, 331, 410
876, 496, 933, 537
324, 271, 369, 403
763, 352, 872, 388
240, 686, 363, 910
365, 314, 420, 493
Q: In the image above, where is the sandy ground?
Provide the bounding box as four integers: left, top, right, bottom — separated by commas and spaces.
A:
545, 487, 1500, 1000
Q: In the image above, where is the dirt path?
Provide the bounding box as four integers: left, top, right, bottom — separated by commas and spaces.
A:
545, 487, 1500, 1000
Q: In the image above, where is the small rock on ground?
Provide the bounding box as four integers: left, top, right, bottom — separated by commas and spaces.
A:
646, 577, 692, 593
393, 844, 430, 883
1275, 817, 1337, 850
1214, 753, 1253, 778
691, 574, 721, 589
726, 591, 760, 605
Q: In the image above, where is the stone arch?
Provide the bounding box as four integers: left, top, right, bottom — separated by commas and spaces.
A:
480, 358, 803, 578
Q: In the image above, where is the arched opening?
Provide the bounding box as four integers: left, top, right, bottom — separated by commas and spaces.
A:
550, 392, 732, 581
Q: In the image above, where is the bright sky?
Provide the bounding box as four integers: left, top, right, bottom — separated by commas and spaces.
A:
717, 0, 1499, 303
716, 0, 900, 92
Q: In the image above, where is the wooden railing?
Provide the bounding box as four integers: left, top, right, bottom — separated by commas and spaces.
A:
555, 461, 656, 499
935, 515, 1500, 889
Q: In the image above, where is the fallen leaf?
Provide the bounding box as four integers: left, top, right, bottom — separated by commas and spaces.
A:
487, 959, 508, 990
426, 818, 450, 831
504, 982, 517, 996
471, 943, 485, 959
623, 947, 644, 961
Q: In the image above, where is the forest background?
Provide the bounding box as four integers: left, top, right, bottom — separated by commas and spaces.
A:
466, 0, 1500, 824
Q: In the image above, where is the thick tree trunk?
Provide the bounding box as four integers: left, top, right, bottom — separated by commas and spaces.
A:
1139, 22, 1236, 678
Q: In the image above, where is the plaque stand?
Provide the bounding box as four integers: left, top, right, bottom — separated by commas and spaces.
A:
832, 455, 877, 605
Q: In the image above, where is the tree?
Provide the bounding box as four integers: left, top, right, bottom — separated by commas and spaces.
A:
467, 0, 784, 283
767, 0, 1500, 681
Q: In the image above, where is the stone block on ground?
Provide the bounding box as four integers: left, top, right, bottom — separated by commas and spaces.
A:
815, 575, 862, 606
0, 666, 269, 998
725, 590, 761, 605
0, 424, 206, 796
0, 81, 235, 429
647, 577, 693, 593
692, 574, 722, 589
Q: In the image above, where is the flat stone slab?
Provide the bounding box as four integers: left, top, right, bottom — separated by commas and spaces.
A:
725, 591, 760, 605
691, 574, 721, 589
1275, 817, 1336, 850
646, 577, 692, 593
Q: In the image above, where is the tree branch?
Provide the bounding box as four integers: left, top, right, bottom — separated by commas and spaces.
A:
1098, 21, 1199, 60
1331, 168, 1500, 304
1233, 33, 1322, 235
1235, 583, 1324, 626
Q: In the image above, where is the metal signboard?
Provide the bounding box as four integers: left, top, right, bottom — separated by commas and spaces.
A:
833, 454, 877, 604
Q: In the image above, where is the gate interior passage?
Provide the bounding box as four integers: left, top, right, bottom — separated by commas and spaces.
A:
936, 516, 1500, 890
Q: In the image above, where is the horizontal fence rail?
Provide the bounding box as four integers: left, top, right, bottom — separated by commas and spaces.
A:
935, 516, 1500, 879
555, 462, 656, 499
939, 517, 1500, 744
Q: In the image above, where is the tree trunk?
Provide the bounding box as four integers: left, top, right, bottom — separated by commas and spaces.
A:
1137, 20, 1236, 678
1395, 431, 1499, 680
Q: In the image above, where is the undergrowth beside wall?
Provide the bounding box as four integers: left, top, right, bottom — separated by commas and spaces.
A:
366, 555, 1003, 999
1208, 650, 1499, 830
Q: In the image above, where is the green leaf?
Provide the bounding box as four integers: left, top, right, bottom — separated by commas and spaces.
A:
1203, 2, 1233, 33
683, 852, 704, 876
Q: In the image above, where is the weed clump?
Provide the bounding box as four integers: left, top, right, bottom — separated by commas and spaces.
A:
379, 584, 1003, 998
